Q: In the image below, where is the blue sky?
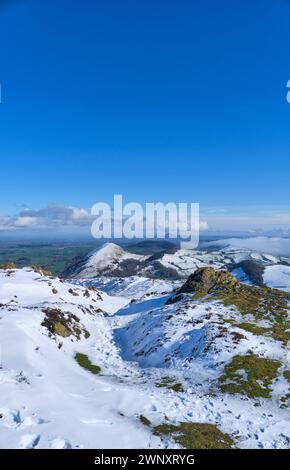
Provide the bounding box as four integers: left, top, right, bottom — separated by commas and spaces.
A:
0, 0, 290, 235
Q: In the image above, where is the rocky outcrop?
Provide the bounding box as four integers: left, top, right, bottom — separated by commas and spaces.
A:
31, 265, 52, 277
41, 308, 90, 340
0, 262, 17, 270
178, 267, 240, 295
178, 267, 290, 346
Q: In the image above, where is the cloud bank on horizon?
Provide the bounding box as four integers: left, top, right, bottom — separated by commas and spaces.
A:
202, 237, 290, 257
1, 204, 290, 239
0, 204, 208, 236
0, 205, 93, 233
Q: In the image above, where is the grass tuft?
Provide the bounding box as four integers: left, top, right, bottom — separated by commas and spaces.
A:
283, 370, 290, 382
156, 377, 184, 393
75, 353, 101, 375
139, 415, 152, 427
154, 422, 234, 449
219, 353, 281, 398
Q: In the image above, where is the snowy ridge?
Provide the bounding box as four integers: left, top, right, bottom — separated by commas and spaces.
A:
62, 241, 290, 282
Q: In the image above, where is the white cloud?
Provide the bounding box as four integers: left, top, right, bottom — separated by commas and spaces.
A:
71, 207, 91, 221
0, 205, 94, 232
14, 216, 38, 227
199, 221, 209, 231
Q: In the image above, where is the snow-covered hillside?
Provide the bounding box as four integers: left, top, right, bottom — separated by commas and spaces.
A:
61, 241, 290, 282
0, 267, 155, 449
263, 265, 290, 293
61, 243, 147, 279
0, 263, 289, 449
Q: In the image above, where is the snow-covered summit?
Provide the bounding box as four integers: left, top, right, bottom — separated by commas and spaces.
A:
88, 243, 140, 267
61, 243, 147, 279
